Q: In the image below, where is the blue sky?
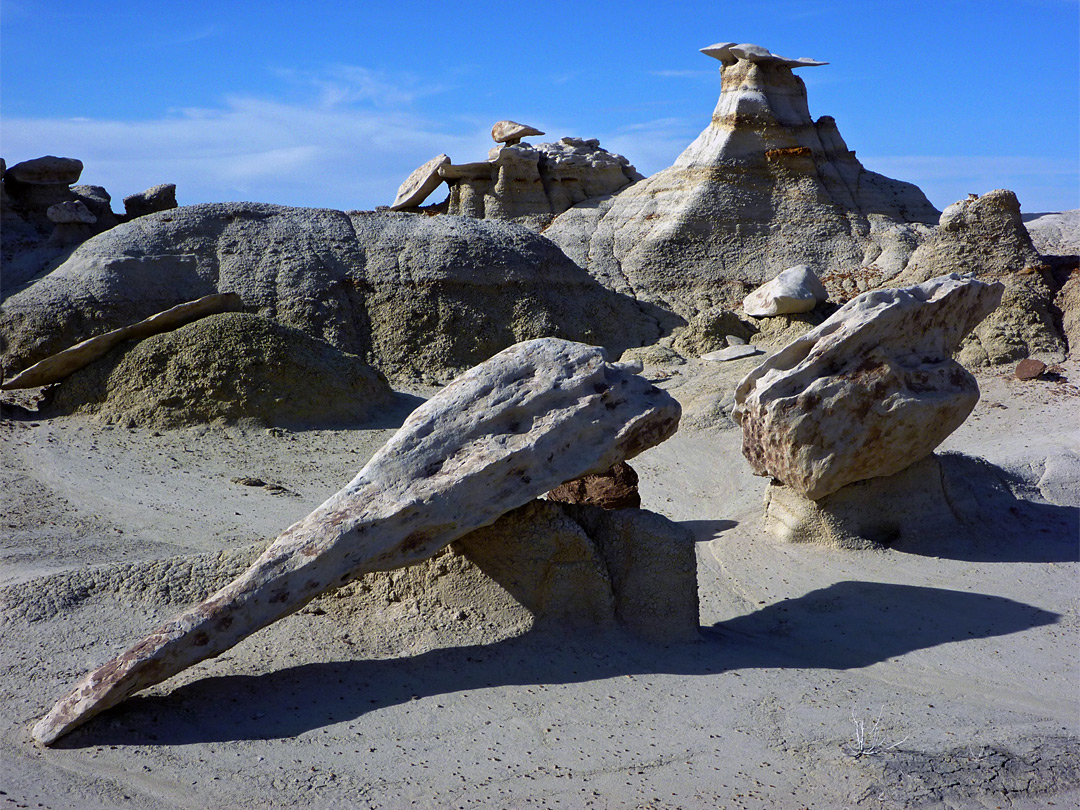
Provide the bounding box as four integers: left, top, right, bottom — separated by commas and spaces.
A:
3, 0, 1078, 214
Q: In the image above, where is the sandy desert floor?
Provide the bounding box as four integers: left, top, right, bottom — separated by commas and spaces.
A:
1, 356, 1077, 810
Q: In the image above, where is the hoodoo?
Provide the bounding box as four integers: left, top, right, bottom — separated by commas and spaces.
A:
544, 42, 941, 316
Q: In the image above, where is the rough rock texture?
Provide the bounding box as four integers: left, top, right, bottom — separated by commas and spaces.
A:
491, 121, 544, 144
670, 307, 757, 357
896, 191, 1066, 365
546, 461, 641, 509
390, 154, 450, 210
743, 264, 827, 316
123, 183, 177, 219
543, 43, 939, 319
46, 200, 96, 224
442, 138, 641, 225
1056, 271, 1080, 357
2, 293, 240, 389
733, 274, 1003, 500
32, 338, 681, 745
0, 203, 666, 383
49, 312, 394, 428
899, 191, 1044, 283
2, 495, 695, 661
957, 273, 1067, 366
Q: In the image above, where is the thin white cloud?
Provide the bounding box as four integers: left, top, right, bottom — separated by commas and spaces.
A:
2, 93, 492, 211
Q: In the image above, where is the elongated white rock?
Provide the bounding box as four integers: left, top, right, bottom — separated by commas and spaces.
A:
1, 293, 242, 390
32, 338, 680, 745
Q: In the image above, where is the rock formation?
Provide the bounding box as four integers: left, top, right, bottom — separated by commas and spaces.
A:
546, 461, 641, 509
733, 274, 1003, 500
1, 157, 172, 294
123, 182, 177, 219
491, 120, 545, 145
743, 264, 828, 316
0, 203, 666, 384
543, 42, 941, 317
390, 154, 451, 211
31, 337, 681, 745
437, 137, 642, 226
897, 190, 1067, 366
49, 312, 394, 429
1, 292, 240, 389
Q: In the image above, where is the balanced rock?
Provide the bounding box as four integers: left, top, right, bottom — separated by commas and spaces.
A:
390, 153, 450, 210
31, 337, 680, 745
492, 120, 544, 144
543, 42, 940, 316
123, 183, 177, 219
442, 138, 641, 224
733, 274, 1003, 500
743, 264, 827, 316
546, 461, 641, 509
4, 155, 83, 186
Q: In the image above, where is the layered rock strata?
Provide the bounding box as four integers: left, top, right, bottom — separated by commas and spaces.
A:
733, 274, 1003, 500
32, 337, 681, 745
543, 42, 940, 317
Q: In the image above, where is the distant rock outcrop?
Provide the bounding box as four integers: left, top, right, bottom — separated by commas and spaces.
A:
543, 42, 941, 318
0, 203, 666, 383
1, 156, 174, 295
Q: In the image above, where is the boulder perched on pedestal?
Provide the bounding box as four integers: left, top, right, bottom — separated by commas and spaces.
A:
733, 274, 1003, 500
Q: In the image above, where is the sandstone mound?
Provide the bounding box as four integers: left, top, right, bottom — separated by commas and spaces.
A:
543, 42, 940, 318
898, 190, 1067, 365
0, 203, 665, 383
50, 312, 394, 428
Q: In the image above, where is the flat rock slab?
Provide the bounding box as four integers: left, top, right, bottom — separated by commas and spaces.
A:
5, 156, 83, 185
390, 154, 450, 210
701, 345, 762, 362
492, 120, 544, 143
734, 274, 1003, 500
32, 337, 680, 745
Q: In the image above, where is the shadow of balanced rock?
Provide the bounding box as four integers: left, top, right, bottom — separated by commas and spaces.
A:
733, 273, 1005, 546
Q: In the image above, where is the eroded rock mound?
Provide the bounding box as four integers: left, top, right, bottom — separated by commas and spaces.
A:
50, 312, 394, 428
733, 274, 1003, 500
544, 41, 940, 317
0, 203, 665, 383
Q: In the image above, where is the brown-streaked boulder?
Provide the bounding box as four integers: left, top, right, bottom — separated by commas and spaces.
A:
123, 183, 177, 219
491, 120, 544, 144
733, 274, 1003, 500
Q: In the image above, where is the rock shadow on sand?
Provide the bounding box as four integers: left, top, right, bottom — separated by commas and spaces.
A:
53, 581, 1059, 747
